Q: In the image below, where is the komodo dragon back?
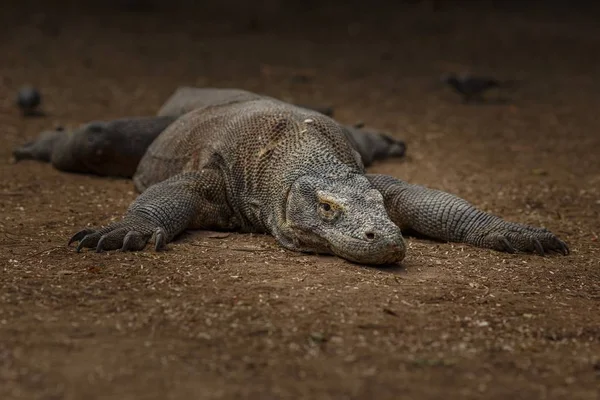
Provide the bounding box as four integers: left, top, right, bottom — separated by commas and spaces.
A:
136, 87, 347, 191
156, 87, 265, 117
134, 96, 364, 197
134, 88, 264, 191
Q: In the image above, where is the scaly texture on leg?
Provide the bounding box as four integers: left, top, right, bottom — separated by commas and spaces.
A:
367, 174, 569, 255
69, 170, 234, 252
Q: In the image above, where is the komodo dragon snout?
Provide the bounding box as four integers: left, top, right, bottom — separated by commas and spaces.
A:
282, 174, 406, 265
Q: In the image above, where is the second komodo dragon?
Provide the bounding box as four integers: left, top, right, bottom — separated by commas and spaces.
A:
13, 87, 569, 264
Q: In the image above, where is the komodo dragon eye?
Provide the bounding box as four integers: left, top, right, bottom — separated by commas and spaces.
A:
318, 201, 339, 221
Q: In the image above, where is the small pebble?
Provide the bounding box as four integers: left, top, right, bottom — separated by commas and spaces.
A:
16, 86, 42, 116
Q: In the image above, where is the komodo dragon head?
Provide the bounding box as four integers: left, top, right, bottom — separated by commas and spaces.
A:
279, 173, 406, 265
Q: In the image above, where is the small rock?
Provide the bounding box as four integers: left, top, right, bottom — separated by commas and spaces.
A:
309, 332, 327, 343
531, 168, 548, 176
440, 72, 514, 103
16, 86, 42, 117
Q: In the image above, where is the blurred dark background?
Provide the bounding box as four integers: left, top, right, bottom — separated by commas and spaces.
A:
2, 0, 599, 32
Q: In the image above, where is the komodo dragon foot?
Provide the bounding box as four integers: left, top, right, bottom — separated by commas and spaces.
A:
12, 128, 65, 163
68, 170, 234, 253
69, 220, 169, 252
485, 223, 568, 255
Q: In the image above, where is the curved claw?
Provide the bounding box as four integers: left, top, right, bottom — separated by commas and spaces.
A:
500, 236, 517, 253
76, 232, 100, 252
121, 232, 136, 251
558, 240, 570, 255
96, 236, 107, 253
154, 228, 167, 251
121, 231, 148, 252
481, 221, 569, 256
76, 237, 90, 253
532, 238, 545, 256
68, 229, 95, 246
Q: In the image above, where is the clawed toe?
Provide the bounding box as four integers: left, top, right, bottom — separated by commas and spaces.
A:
486, 226, 569, 257
121, 231, 149, 251
532, 238, 545, 256
75, 232, 101, 253
153, 228, 167, 251
499, 236, 517, 253
555, 239, 570, 255
538, 233, 569, 256
69, 221, 156, 253
95, 227, 131, 252
96, 236, 107, 253
68, 229, 96, 246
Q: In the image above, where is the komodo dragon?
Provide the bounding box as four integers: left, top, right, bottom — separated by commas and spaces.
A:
13, 87, 569, 264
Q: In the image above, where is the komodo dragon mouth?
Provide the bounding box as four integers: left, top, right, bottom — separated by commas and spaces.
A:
274, 222, 406, 265
325, 231, 406, 265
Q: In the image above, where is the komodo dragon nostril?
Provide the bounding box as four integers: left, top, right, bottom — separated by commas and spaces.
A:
365, 232, 376, 240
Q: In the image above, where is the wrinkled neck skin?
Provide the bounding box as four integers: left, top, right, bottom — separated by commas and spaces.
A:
271, 171, 346, 256
273, 194, 329, 256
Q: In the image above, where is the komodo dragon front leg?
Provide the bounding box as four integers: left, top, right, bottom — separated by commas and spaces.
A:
368, 174, 569, 255
69, 170, 237, 252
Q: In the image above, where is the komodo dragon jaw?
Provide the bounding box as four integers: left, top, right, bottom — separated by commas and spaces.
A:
278, 174, 406, 265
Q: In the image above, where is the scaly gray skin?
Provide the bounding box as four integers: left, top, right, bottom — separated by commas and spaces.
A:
12, 87, 568, 265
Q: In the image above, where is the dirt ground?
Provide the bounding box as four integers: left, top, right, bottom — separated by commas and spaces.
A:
1, 1, 599, 399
